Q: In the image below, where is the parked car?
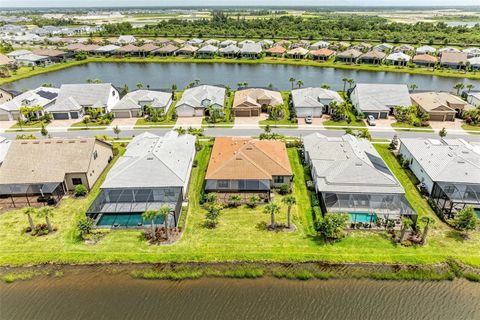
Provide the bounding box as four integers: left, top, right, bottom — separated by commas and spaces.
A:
305, 115, 313, 124
367, 115, 376, 126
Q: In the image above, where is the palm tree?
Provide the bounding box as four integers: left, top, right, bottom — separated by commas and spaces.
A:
175, 127, 186, 135
347, 78, 355, 89
420, 216, 435, 245
296, 80, 304, 88
40, 125, 48, 138
37, 207, 54, 233
136, 83, 144, 90
453, 82, 465, 95
113, 125, 121, 139
409, 83, 418, 92
263, 202, 280, 229
82, 116, 90, 128
142, 210, 159, 241
439, 127, 447, 138
342, 77, 348, 93
122, 84, 129, 95
320, 83, 330, 89
399, 217, 413, 243
289, 77, 296, 89
158, 205, 171, 240
282, 195, 296, 229
171, 84, 177, 99
23, 207, 36, 231
466, 83, 475, 93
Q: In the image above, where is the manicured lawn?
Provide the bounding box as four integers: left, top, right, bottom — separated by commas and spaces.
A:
323, 108, 365, 129
0, 143, 478, 267
391, 122, 434, 132
259, 91, 298, 127
68, 121, 108, 131
135, 118, 176, 127
9, 120, 49, 130
462, 124, 480, 133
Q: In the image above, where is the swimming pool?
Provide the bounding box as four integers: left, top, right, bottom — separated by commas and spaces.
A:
348, 212, 377, 224
96, 213, 165, 228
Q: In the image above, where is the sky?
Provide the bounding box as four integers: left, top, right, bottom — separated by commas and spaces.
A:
1, 0, 479, 8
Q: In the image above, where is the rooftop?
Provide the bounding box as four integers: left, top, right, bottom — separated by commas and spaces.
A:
177, 85, 226, 109
353, 83, 411, 112
292, 87, 343, 108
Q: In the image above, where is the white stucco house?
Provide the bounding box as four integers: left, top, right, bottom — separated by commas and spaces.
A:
175, 85, 226, 117
291, 87, 343, 118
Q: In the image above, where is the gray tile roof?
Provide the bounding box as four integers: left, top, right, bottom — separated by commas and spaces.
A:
303, 133, 405, 194
197, 44, 218, 53
0, 137, 11, 164
101, 131, 196, 189
291, 87, 343, 108
219, 44, 240, 54
95, 44, 120, 52
352, 83, 411, 112
112, 90, 172, 111
240, 43, 262, 54
48, 83, 116, 112
400, 138, 480, 184
0, 86, 59, 112
176, 85, 226, 109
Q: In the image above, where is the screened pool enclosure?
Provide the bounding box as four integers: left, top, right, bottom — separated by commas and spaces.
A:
430, 182, 480, 218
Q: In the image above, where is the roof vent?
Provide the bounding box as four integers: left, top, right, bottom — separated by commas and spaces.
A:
146, 157, 154, 160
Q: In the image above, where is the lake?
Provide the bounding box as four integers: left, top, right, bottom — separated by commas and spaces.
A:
1, 271, 480, 320
3, 62, 480, 92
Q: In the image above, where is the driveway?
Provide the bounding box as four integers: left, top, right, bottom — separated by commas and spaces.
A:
175, 117, 203, 128
47, 119, 79, 129
0, 121, 15, 131
109, 117, 138, 129
234, 114, 267, 129
297, 117, 325, 126
373, 116, 397, 128
429, 119, 464, 131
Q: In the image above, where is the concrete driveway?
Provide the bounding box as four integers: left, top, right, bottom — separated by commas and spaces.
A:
109, 117, 138, 129
47, 119, 79, 128
175, 117, 203, 128
234, 114, 267, 129
0, 121, 15, 130
429, 119, 464, 131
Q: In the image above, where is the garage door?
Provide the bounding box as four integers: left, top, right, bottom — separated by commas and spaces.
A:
53, 112, 70, 120
176, 105, 194, 117
194, 108, 204, 117
235, 110, 251, 117
114, 111, 131, 118
0, 114, 9, 121
429, 114, 445, 121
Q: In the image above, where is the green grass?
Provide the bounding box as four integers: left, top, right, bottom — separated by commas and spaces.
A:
134, 95, 179, 128
323, 109, 366, 128
462, 124, 480, 134
68, 121, 108, 131
10, 120, 48, 129
391, 122, 434, 132
0, 143, 479, 267
259, 91, 298, 127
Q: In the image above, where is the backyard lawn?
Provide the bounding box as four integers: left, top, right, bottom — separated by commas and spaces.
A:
0, 142, 478, 267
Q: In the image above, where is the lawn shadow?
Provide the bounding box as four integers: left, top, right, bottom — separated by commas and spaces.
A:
256, 221, 268, 231
446, 230, 468, 242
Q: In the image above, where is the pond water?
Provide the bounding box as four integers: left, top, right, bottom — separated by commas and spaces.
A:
3, 62, 480, 92
1, 271, 479, 320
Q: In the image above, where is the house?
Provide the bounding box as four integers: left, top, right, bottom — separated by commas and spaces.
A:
233, 88, 283, 117
358, 50, 386, 64
205, 137, 292, 202
286, 47, 309, 59
439, 47, 461, 55
117, 35, 136, 44
258, 39, 274, 48
467, 92, 480, 107
196, 44, 218, 58
138, 43, 159, 56
291, 87, 343, 117
66, 43, 100, 54
413, 54, 438, 67
394, 44, 414, 53
291, 40, 310, 49
410, 92, 474, 121
265, 46, 286, 57
175, 45, 198, 56
220, 39, 237, 48
386, 52, 411, 66
0, 138, 112, 208
218, 44, 240, 58
155, 44, 178, 56
275, 40, 291, 48
440, 52, 468, 69
240, 43, 262, 59
94, 44, 120, 55
205, 39, 220, 46
399, 138, 480, 217
111, 90, 173, 118
87, 131, 196, 228
352, 42, 372, 52
238, 39, 255, 48
463, 47, 480, 58
0, 87, 16, 105
469, 57, 480, 70
0, 54, 13, 67
117, 44, 142, 56
0, 86, 59, 121
310, 48, 335, 61
14, 53, 51, 67
0, 137, 12, 166
176, 85, 226, 117
351, 83, 411, 119
47, 83, 120, 120
186, 38, 203, 46
6, 49, 31, 60
373, 43, 393, 52
303, 133, 415, 225
32, 48, 69, 62
416, 45, 437, 55
335, 49, 362, 63
310, 41, 330, 50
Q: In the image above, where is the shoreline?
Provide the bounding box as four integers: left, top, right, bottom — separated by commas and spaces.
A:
1, 261, 479, 283
1, 56, 480, 87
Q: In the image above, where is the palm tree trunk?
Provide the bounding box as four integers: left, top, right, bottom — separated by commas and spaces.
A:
27, 214, 35, 230
271, 213, 275, 229
164, 216, 169, 240
421, 225, 429, 244
45, 216, 52, 233
287, 207, 291, 229
343, 81, 346, 93
151, 220, 156, 241
399, 228, 406, 243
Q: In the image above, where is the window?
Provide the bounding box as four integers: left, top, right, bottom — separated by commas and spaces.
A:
93, 150, 98, 160
72, 178, 83, 186
273, 176, 284, 183
217, 180, 229, 188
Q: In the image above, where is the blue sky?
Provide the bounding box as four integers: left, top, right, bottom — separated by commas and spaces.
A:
1, 0, 479, 7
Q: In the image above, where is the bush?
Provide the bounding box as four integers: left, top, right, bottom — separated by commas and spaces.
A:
74, 184, 88, 197
279, 184, 290, 195
31, 223, 49, 236
247, 195, 261, 208
77, 217, 95, 239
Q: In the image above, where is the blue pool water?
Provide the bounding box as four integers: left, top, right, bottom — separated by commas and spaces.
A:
349, 212, 377, 223
96, 213, 164, 228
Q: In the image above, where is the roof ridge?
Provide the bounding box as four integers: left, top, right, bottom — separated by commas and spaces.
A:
246, 141, 292, 174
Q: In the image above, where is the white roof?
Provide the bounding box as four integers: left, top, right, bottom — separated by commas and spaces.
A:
0, 86, 59, 112
219, 44, 240, 53
117, 35, 136, 43
0, 137, 12, 164
6, 49, 31, 57
292, 87, 343, 108
303, 133, 405, 194
416, 45, 436, 53
386, 52, 411, 62
95, 44, 120, 52
241, 43, 262, 54
177, 85, 226, 109
112, 90, 171, 110
49, 83, 116, 112
101, 131, 196, 189
197, 44, 218, 53
400, 138, 480, 184
469, 57, 480, 66
353, 83, 411, 112
439, 47, 461, 53
15, 53, 49, 62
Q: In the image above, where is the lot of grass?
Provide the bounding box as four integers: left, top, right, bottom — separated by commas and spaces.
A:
0, 142, 478, 267
259, 91, 298, 127
391, 122, 434, 132
9, 120, 48, 130
462, 124, 480, 132
134, 93, 180, 128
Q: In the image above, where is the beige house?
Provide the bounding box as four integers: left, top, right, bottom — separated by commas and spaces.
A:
0, 138, 113, 208
233, 88, 283, 117
410, 92, 474, 121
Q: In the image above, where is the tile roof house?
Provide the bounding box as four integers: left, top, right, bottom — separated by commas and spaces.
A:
413, 54, 438, 67
116, 35, 136, 44
0, 138, 113, 207
292, 87, 343, 118
351, 83, 411, 119
394, 44, 414, 53
410, 92, 474, 121
386, 52, 411, 66
117, 44, 142, 55
205, 137, 292, 201
175, 44, 198, 56
0, 54, 13, 66
0, 137, 12, 166
87, 131, 196, 228
416, 45, 437, 55
31, 48, 68, 61
240, 43, 262, 59
111, 90, 173, 118
176, 85, 226, 117
310, 48, 335, 61
310, 41, 330, 50
265, 45, 286, 57
155, 44, 178, 56
0, 86, 59, 121
196, 44, 218, 58
233, 88, 283, 117
286, 47, 309, 59
218, 44, 241, 58
440, 52, 469, 69
47, 83, 120, 120
335, 49, 362, 63
358, 50, 386, 64
303, 133, 414, 222
399, 138, 480, 217
352, 42, 372, 52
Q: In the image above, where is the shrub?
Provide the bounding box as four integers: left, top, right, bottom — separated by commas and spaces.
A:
279, 184, 290, 195
247, 195, 261, 208
74, 184, 88, 197
227, 194, 242, 207
77, 217, 95, 239
31, 223, 49, 236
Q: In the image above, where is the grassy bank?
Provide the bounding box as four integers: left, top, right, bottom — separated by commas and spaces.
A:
1, 55, 480, 87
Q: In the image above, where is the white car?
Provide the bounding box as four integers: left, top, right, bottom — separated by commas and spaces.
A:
366, 115, 376, 126
305, 116, 313, 124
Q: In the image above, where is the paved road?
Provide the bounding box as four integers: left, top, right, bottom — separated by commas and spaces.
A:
2, 127, 480, 143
